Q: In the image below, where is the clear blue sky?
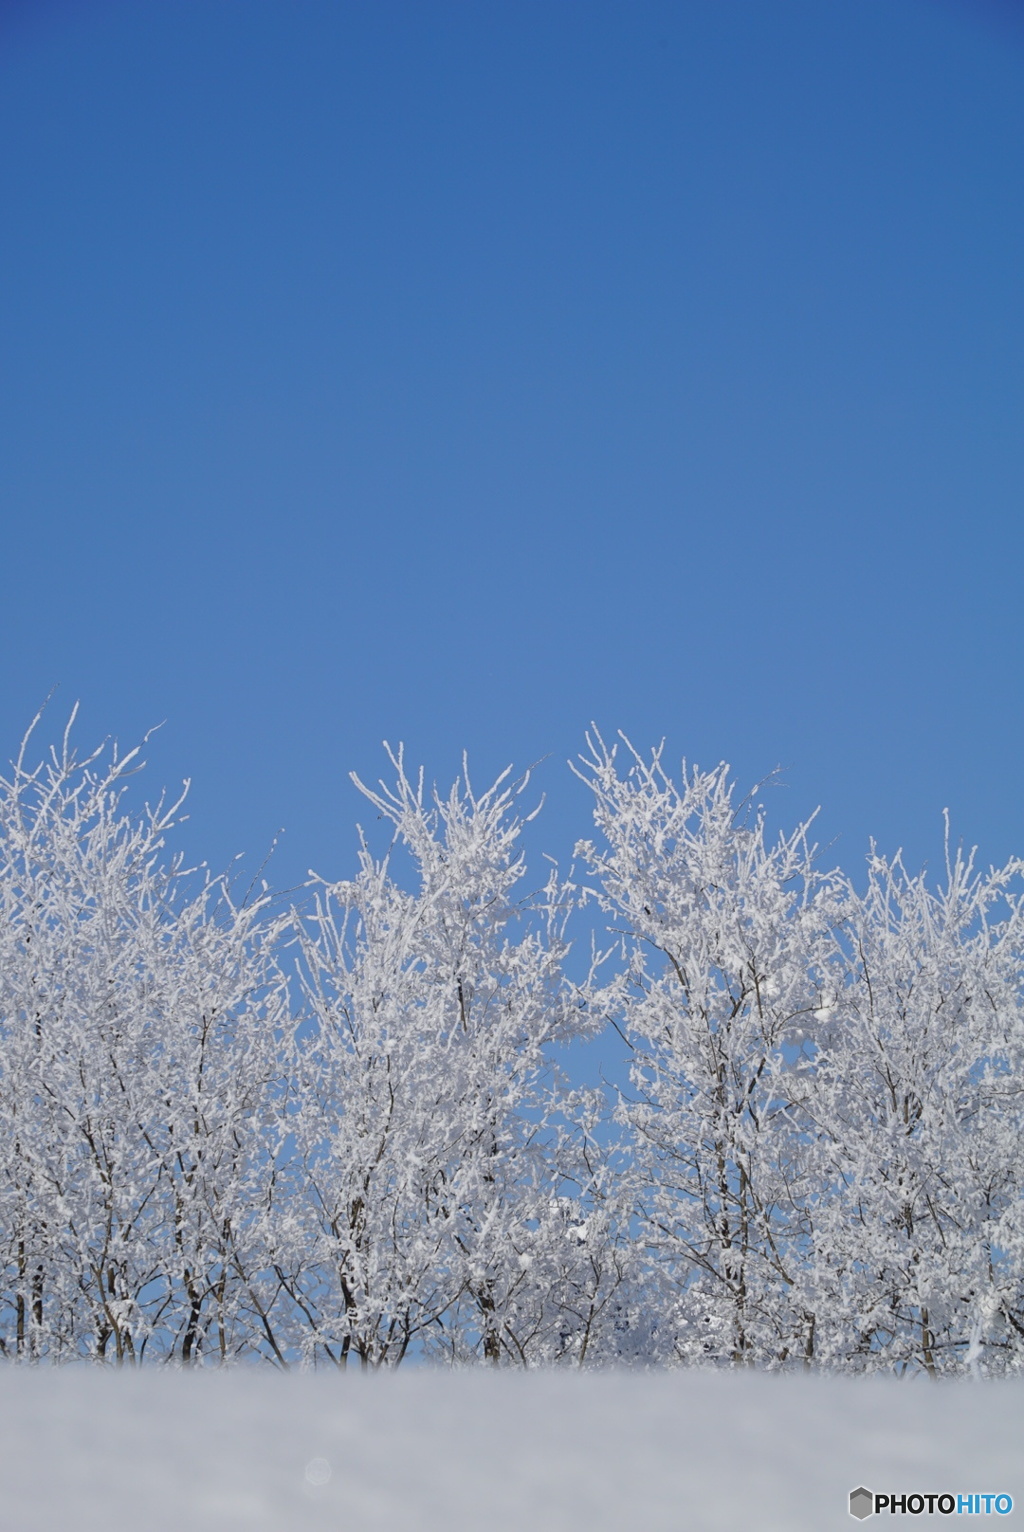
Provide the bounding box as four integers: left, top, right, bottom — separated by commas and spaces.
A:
1, 0, 1022, 891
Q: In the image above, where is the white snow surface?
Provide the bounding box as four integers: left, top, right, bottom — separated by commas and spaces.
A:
0, 1369, 1020, 1531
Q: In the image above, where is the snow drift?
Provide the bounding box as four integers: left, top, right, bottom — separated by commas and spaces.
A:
0, 1368, 1019, 1532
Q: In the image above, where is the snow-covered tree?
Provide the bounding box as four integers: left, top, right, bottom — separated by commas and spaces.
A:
3, 707, 1024, 1378
288, 749, 606, 1366
573, 731, 842, 1367
0, 710, 291, 1363
813, 833, 1024, 1375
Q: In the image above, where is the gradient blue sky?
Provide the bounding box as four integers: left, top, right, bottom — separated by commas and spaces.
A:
1, 0, 1022, 891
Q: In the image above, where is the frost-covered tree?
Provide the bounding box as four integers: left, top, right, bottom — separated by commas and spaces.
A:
573, 732, 842, 1367
288, 750, 611, 1366
4, 707, 1024, 1378
0, 710, 291, 1363
813, 834, 1024, 1375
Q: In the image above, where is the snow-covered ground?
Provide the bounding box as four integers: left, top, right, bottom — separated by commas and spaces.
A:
0, 1367, 1019, 1531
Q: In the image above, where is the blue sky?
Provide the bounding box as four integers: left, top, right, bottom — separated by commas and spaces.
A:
1, 0, 1022, 893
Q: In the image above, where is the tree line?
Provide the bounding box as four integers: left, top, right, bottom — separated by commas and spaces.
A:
1, 709, 1022, 1374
